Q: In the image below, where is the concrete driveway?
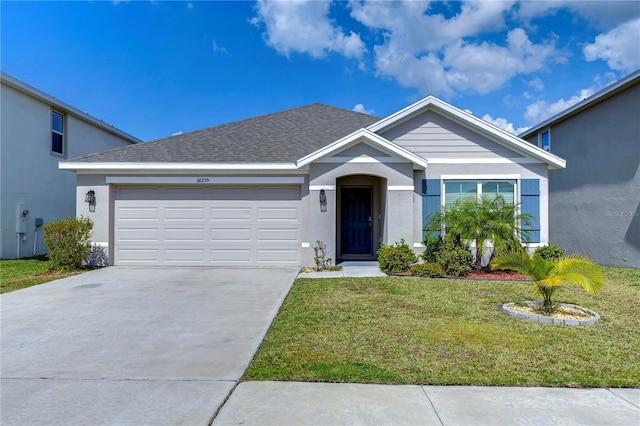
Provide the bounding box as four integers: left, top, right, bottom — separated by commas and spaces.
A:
0, 266, 299, 425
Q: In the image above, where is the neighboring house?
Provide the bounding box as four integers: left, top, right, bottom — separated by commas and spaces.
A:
60, 97, 565, 267
0, 72, 140, 259
520, 70, 640, 268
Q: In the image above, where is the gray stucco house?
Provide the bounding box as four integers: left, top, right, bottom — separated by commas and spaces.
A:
0, 72, 139, 259
60, 96, 565, 267
520, 70, 640, 268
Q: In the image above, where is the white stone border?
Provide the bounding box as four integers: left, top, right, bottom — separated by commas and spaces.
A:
501, 301, 600, 326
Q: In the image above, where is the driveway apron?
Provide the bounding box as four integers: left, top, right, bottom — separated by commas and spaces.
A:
0, 266, 298, 425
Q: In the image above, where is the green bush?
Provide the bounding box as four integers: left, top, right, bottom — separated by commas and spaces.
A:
43, 216, 93, 271
534, 243, 565, 261
421, 235, 444, 263
410, 262, 445, 278
378, 239, 418, 274
435, 241, 474, 277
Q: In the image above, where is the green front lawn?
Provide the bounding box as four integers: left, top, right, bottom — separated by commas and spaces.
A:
244, 267, 640, 387
0, 256, 80, 293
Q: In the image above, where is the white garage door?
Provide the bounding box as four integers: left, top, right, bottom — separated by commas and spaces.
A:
114, 186, 302, 266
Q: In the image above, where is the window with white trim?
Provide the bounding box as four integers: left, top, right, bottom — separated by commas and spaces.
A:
51, 110, 64, 155
444, 180, 515, 206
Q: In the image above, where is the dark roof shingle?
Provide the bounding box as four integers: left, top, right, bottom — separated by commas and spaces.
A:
71, 103, 380, 163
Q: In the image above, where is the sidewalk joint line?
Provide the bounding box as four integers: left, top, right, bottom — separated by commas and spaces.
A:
606, 388, 640, 410
421, 386, 444, 426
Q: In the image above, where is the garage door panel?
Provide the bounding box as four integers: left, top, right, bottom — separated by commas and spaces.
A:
164, 249, 206, 264
211, 207, 252, 220
164, 207, 206, 221
257, 207, 298, 220
164, 228, 205, 242
210, 249, 253, 263
117, 207, 159, 221
257, 228, 298, 242
210, 228, 252, 242
114, 186, 301, 266
116, 228, 159, 242
117, 248, 160, 263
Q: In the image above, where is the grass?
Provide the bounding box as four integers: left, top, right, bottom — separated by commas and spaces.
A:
244, 266, 640, 387
0, 256, 81, 293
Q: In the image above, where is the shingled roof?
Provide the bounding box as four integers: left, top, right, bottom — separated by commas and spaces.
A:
70, 103, 380, 163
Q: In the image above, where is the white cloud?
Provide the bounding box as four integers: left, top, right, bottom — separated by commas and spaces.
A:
352, 1, 563, 97
442, 28, 559, 94
516, 1, 639, 30
482, 113, 529, 135
352, 103, 375, 114
251, 1, 580, 97
251, 0, 365, 59
524, 87, 597, 124
528, 77, 544, 91
212, 40, 227, 55
583, 18, 640, 73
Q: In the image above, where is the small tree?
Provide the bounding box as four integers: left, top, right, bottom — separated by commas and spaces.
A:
43, 216, 93, 271
313, 240, 333, 271
424, 196, 533, 271
491, 250, 604, 313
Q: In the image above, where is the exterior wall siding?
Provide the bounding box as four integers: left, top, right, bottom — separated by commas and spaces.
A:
524, 82, 640, 267
0, 83, 134, 259
380, 110, 526, 160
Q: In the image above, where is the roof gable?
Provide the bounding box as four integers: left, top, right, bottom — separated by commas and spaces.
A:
296, 128, 428, 169
368, 96, 565, 170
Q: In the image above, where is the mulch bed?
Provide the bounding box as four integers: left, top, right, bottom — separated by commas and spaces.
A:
390, 269, 532, 281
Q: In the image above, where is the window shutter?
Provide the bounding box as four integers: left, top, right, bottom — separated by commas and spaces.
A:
521, 179, 540, 243
422, 179, 441, 239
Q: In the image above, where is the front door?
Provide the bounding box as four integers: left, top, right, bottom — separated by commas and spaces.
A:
341, 187, 373, 255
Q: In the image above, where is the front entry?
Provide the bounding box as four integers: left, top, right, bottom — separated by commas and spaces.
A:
340, 187, 373, 255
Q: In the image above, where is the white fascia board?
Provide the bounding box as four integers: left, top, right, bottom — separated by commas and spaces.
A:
367, 95, 566, 171
1, 72, 141, 144
106, 176, 305, 185
59, 162, 301, 172
296, 128, 428, 169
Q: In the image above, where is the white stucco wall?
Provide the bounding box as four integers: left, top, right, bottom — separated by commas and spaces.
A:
0, 82, 135, 259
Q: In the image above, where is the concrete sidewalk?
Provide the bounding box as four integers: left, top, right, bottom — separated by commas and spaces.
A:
300, 261, 387, 278
214, 381, 640, 425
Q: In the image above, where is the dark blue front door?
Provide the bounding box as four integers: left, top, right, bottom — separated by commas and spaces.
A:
341, 187, 372, 255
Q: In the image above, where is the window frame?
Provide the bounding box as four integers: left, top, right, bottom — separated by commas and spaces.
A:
539, 128, 550, 152
51, 110, 65, 157
443, 179, 517, 206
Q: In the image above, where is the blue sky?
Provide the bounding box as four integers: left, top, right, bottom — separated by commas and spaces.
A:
2, 1, 639, 141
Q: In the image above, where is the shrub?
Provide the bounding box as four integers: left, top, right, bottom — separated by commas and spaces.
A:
435, 241, 474, 277
86, 244, 109, 268
378, 239, 418, 274
43, 216, 93, 271
410, 262, 445, 278
424, 196, 533, 270
534, 243, 565, 261
421, 235, 444, 263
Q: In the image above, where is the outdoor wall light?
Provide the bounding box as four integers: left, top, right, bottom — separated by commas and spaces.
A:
319, 189, 327, 212
85, 190, 96, 212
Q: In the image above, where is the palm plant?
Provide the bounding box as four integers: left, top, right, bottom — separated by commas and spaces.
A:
491, 250, 605, 313
424, 196, 533, 271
